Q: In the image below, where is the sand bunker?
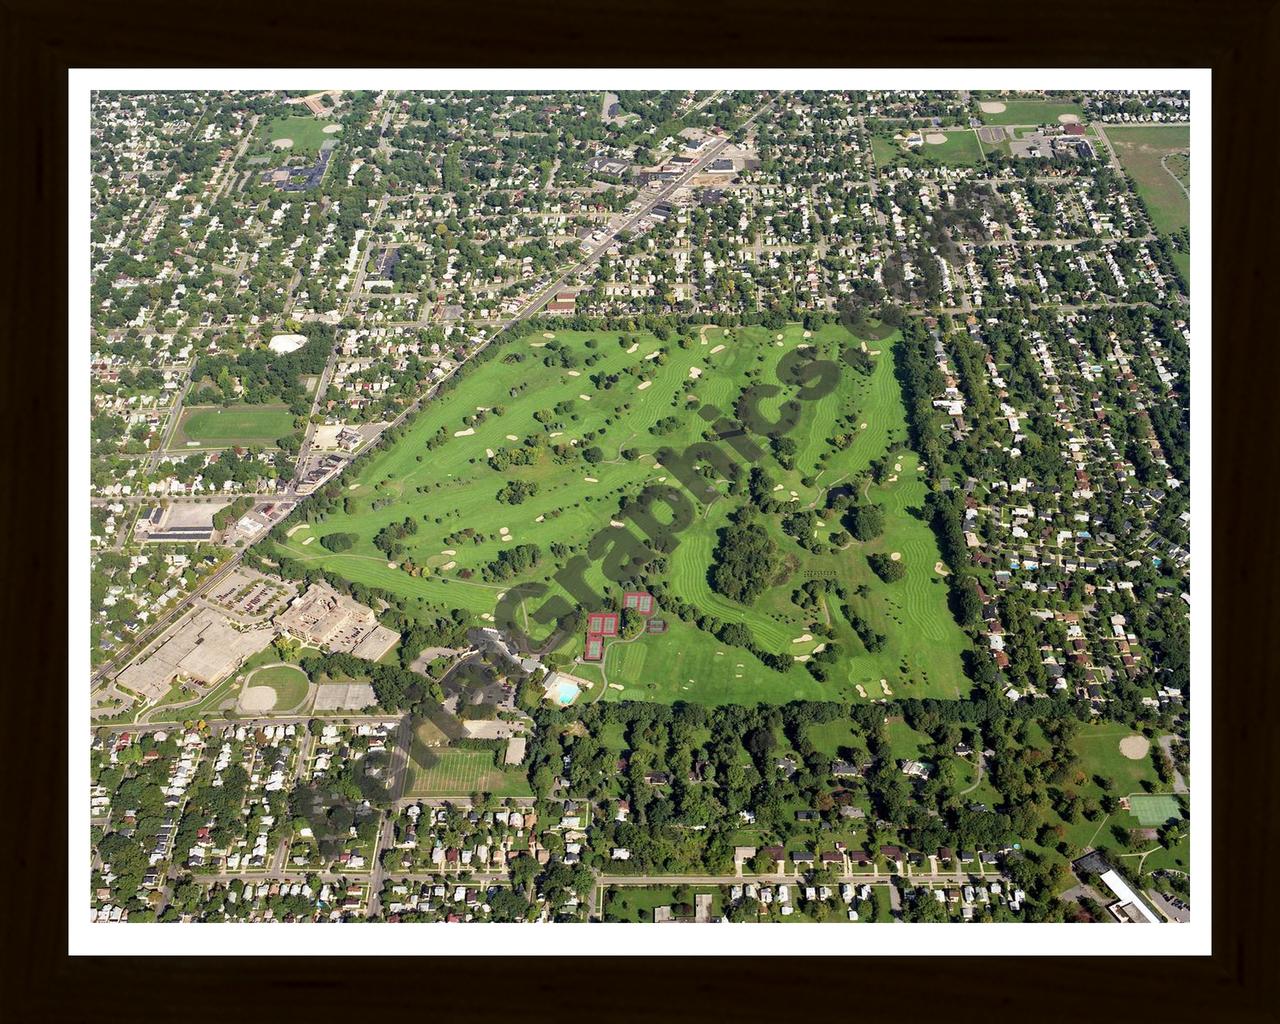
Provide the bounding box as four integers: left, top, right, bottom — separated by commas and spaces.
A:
301, 536, 316, 545
890, 551, 901, 561
626, 342, 639, 353
803, 330, 812, 338
240, 686, 277, 712
792, 634, 813, 643
979, 101, 1007, 114
323, 123, 342, 133
894, 463, 902, 472
454, 427, 475, 437
485, 448, 495, 458
567, 370, 580, 377
386, 561, 397, 568
881, 680, 894, 695
271, 138, 293, 149
506, 434, 519, 441
934, 561, 950, 575
773, 484, 784, 491
286, 524, 307, 537
1058, 113, 1081, 124
636, 380, 652, 391
688, 367, 702, 378
584, 476, 598, 483
645, 351, 659, 361
855, 684, 868, 698
441, 561, 456, 571
348, 483, 360, 490
775, 333, 784, 340
794, 654, 810, 663
709, 344, 725, 355
534, 515, 545, 523
1120, 735, 1151, 760
887, 475, 898, 483
443, 549, 456, 555
578, 394, 591, 401
925, 133, 947, 144
542, 332, 556, 339
860, 422, 868, 430
499, 527, 509, 535
610, 520, 625, 528
609, 683, 624, 691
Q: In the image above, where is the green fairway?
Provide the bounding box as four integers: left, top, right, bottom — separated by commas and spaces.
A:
979, 99, 1087, 126
247, 664, 310, 711
274, 323, 970, 704
260, 114, 337, 158
175, 405, 295, 448
406, 747, 532, 798
1105, 125, 1190, 234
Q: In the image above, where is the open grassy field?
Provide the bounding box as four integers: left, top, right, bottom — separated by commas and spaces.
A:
872, 131, 984, 168
406, 747, 532, 798
274, 323, 970, 704
248, 664, 310, 711
260, 114, 337, 158
1071, 722, 1162, 794
174, 405, 295, 448
979, 99, 1087, 126
1105, 125, 1190, 235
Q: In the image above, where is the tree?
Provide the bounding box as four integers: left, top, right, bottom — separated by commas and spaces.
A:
847, 503, 885, 541
867, 552, 906, 582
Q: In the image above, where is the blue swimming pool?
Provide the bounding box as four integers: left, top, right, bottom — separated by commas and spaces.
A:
549, 678, 581, 705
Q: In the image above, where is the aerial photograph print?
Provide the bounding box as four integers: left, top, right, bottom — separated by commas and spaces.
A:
79, 74, 1200, 951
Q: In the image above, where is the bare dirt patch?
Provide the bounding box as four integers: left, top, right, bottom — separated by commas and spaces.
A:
1120, 735, 1151, 760
239, 686, 276, 712
925, 133, 947, 144
979, 101, 1007, 114
1057, 113, 1081, 124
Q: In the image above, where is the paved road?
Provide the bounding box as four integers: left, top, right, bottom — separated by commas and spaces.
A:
1159, 734, 1189, 795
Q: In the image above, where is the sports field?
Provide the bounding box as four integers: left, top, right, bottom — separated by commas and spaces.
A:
174, 405, 295, 448
978, 99, 1087, 126
274, 323, 970, 703
406, 747, 532, 798
248, 664, 310, 711
1105, 125, 1190, 235
1127, 794, 1181, 828
260, 115, 337, 158
871, 131, 984, 168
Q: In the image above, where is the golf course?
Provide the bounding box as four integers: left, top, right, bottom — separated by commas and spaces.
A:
271, 323, 971, 704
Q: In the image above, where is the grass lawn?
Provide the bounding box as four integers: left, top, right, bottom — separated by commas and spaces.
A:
260, 114, 337, 158
979, 99, 1087, 126
603, 885, 722, 922
1071, 722, 1162, 794
406, 747, 532, 798
174, 405, 295, 448
872, 131, 984, 168
273, 323, 970, 705
884, 718, 928, 761
1105, 125, 1190, 235
248, 664, 310, 711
